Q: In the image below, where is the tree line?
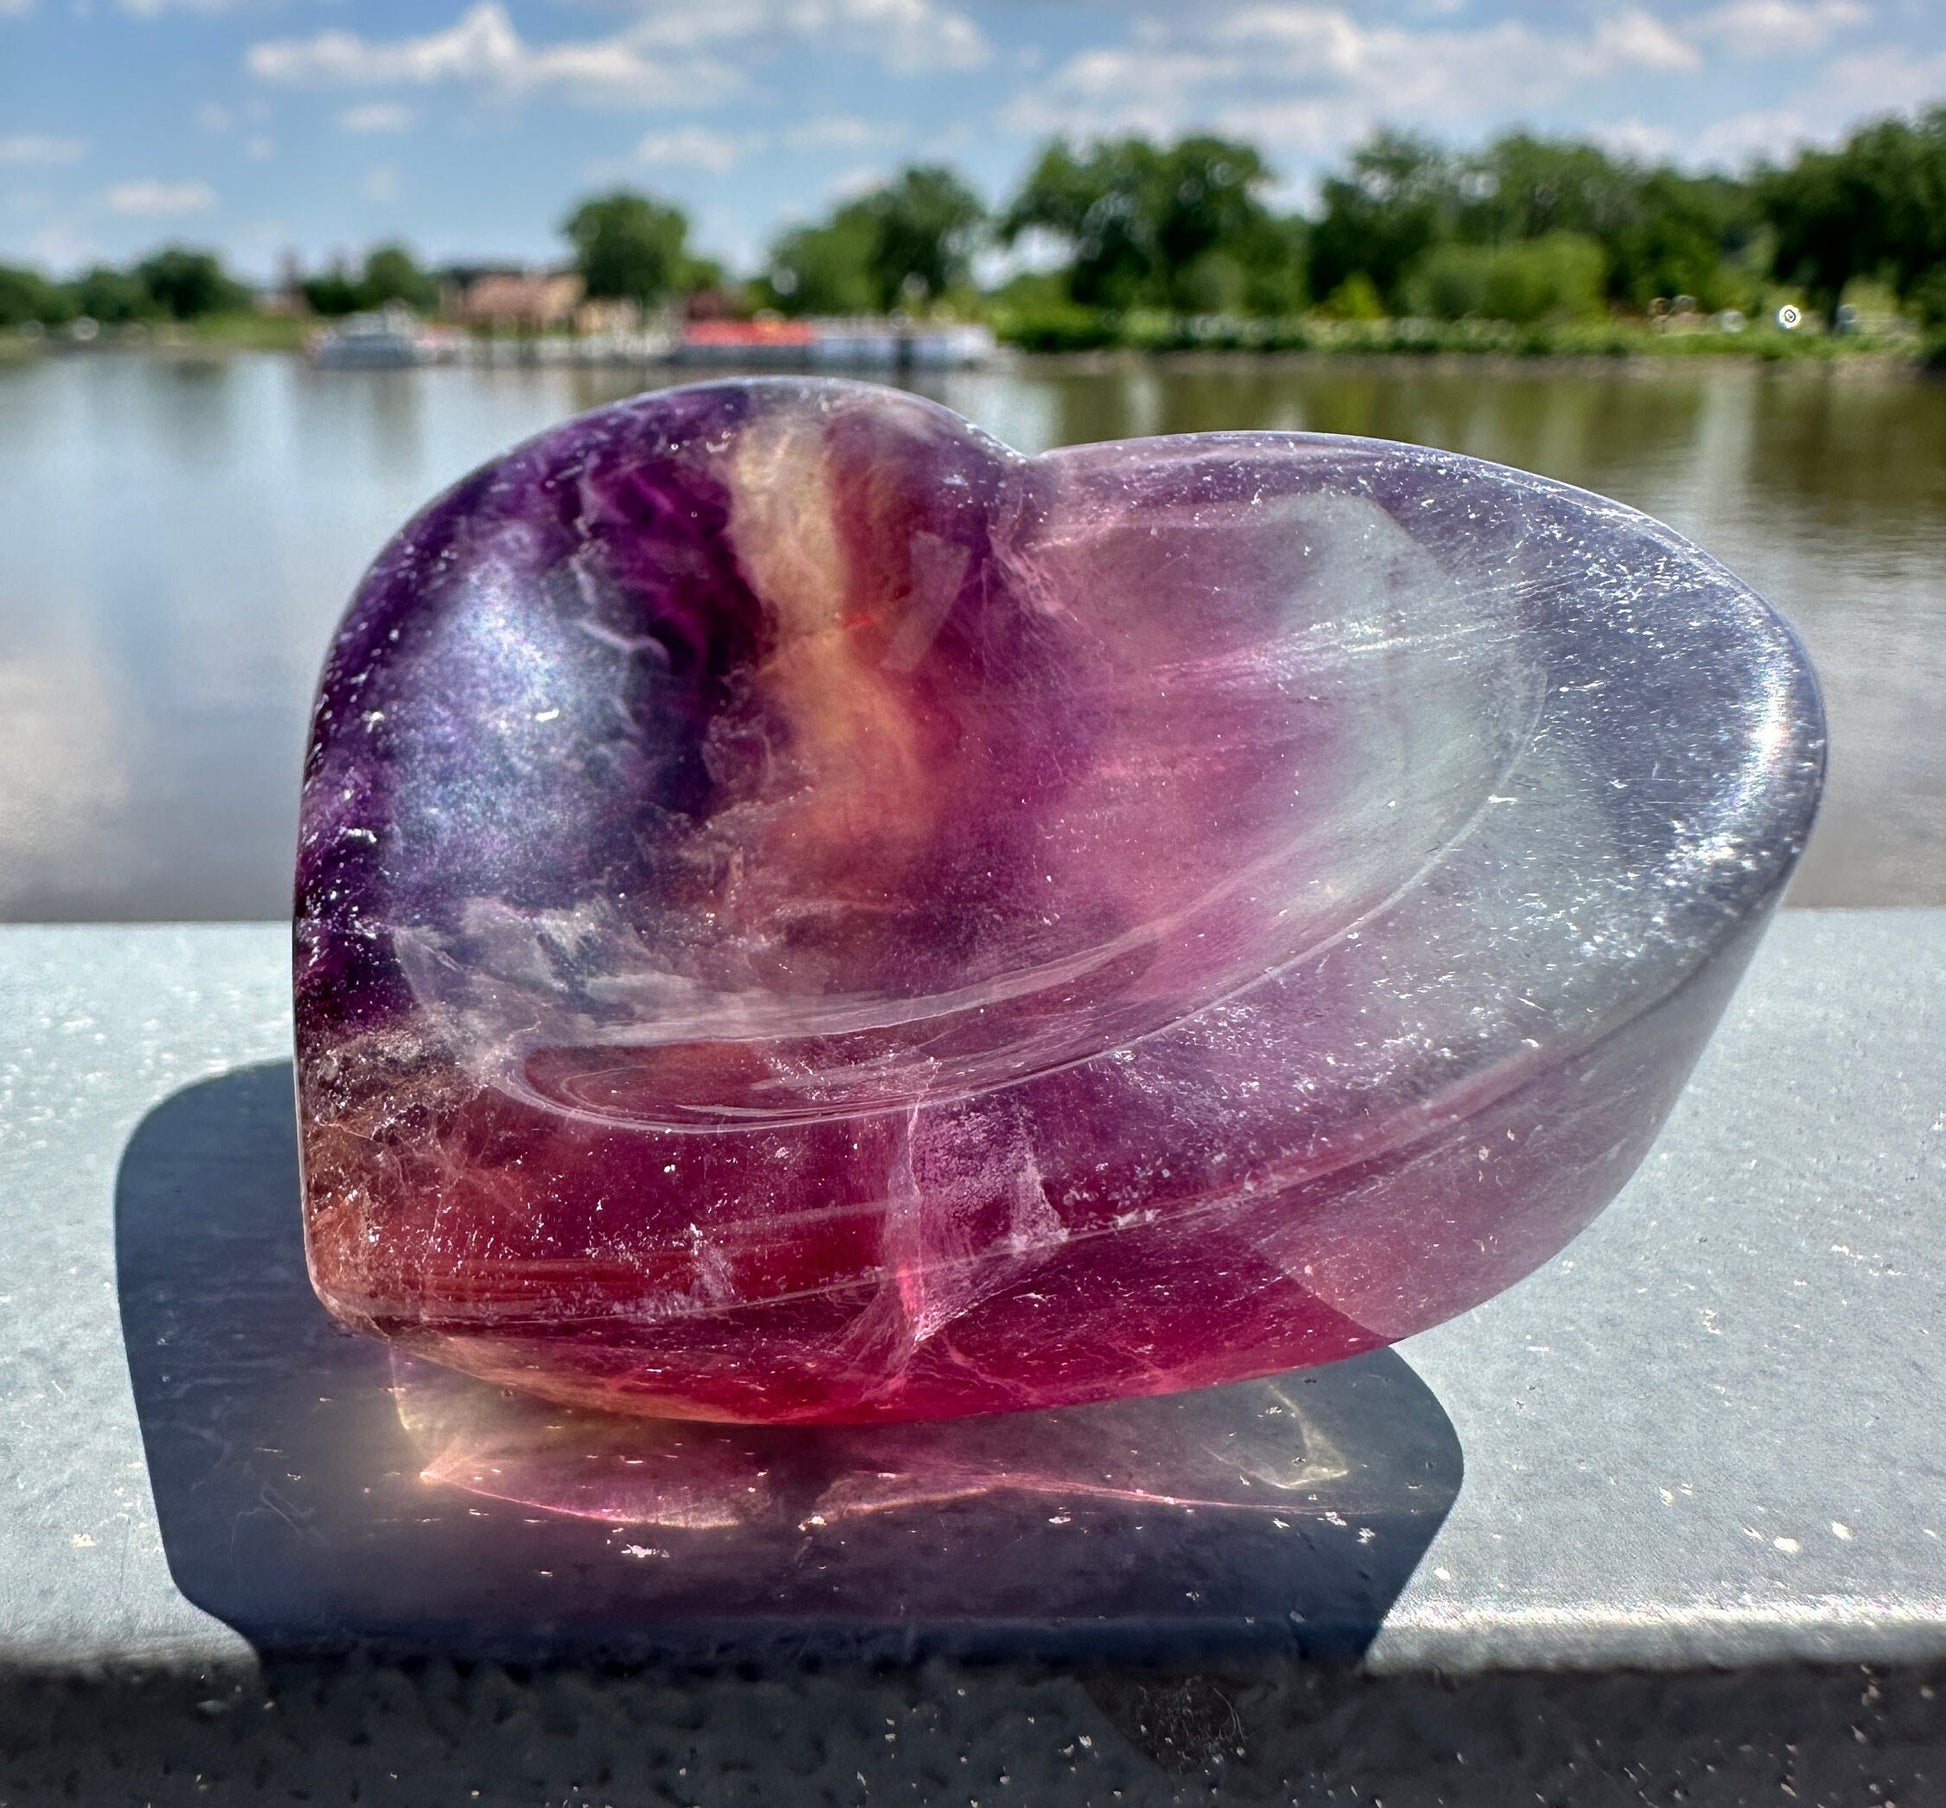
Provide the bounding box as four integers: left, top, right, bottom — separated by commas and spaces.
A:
4, 106, 1943, 338
0, 245, 252, 330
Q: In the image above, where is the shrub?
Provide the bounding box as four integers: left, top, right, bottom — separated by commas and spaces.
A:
1319, 273, 1386, 320
1906, 264, 1946, 329
1407, 233, 1607, 324
993, 301, 1120, 352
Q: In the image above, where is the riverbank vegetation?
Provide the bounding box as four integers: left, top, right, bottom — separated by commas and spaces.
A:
4, 106, 1942, 362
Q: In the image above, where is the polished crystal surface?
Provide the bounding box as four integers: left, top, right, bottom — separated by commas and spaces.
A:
295, 377, 1823, 1425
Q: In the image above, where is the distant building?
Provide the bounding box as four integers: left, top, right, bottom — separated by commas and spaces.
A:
445, 268, 585, 333
573, 296, 642, 337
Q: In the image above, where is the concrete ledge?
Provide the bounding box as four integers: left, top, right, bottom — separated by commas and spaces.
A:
0, 913, 1940, 1680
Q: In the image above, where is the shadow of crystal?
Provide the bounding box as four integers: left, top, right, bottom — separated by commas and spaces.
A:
117, 1061, 1462, 1663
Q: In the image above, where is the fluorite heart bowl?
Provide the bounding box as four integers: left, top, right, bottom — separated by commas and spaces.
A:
294, 377, 1824, 1426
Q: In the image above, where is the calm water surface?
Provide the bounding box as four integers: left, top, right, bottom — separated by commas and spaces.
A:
0, 350, 1939, 918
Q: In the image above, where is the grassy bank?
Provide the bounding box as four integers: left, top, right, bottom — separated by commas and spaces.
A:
0, 313, 311, 360
989, 306, 1935, 364
172, 312, 312, 351
4, 311, 1937, 372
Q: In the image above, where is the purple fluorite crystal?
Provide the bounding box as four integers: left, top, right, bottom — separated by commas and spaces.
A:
295, 378, 1823, 1423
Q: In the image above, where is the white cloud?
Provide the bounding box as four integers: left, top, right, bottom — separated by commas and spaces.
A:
622, 117, 906, 173
1590, 7, 1701, 71
0, 0, 35, 15
1687, 106, 1819, 164
0, 134, 87, 165
785, 114, 902, 151
1590, 116, 1681, 162
1817, 44, 1946, 115
362, 163, 399, 203
248, 3, 741, 107
195, 101, 232, 132
247, 0, 987, 111
1691, 0, 1871, 56
120, 0, 250, 12
1593, 43, 1946, 177
1645, 46, 1946, 169
340, 102, 415, 133
790, 0, 988, 75
616, 0, 988, 74
106, 178, 217, 215
636, 126, 763, 171
1004, 6, 1711, 152
1592, 107, 1822, 169
921, 120, 977, 158
831, 162, 890, 200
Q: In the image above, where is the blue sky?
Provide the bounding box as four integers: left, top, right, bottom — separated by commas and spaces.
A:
3, 0, 1942, 280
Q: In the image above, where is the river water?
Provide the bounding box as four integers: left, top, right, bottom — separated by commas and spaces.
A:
0, 350, 1938, 918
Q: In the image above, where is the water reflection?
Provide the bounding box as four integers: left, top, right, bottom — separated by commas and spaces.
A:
2, 350, 1939, 914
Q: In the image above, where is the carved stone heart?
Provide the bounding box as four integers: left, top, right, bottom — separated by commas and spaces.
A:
295, 378, 1822, 1423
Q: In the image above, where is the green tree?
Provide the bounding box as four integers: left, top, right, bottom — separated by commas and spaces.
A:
134, 246, 249, 319
300, 264, 365, 318
1001, 140, 1129, 305
1461, 134, 1638, 245
561, 190, 708, 308
1760, 106, 1946, 314
1462, 134, 1754, 310
765, 165, 986, 315
72, 264, 157, 324
1236, 214, 1310, 315
0, 263, 76, 327
1002, 134, 1300, 313
1308, 132, 1462, 310
766, 210, 882, 315
301, 245, 440, 317
359, 243, 440, 311
1313, 128, 1755, 315
1604, 167, 1754, 311
859, 164, 986, 305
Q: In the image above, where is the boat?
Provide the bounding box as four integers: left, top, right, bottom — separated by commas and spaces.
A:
670, 319, 820, 367
310, 305, 458, 370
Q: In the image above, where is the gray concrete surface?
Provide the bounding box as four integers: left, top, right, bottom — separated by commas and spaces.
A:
1, 913, 1941, 1682
2, 913, 1943, 1805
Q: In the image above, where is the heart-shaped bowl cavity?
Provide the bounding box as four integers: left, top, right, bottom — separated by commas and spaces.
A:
296, 378, 1823, 1424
